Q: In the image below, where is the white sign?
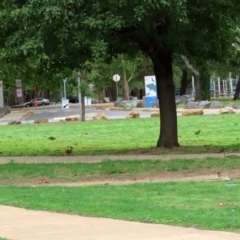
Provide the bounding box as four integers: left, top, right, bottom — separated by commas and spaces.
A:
16, 88, 23, 98
0, 81, 3, 108
16, 79, 22, 88
113, 74, 120, 82
62, 98, 69, 109
89, 83, 94, 91
144, 76, 157, 108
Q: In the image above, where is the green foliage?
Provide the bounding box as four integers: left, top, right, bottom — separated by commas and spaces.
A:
1, 0, 239, 63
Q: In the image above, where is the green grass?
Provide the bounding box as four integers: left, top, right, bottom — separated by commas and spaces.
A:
0, 157, 240, 183
0, 181, 240, 231
1, 114, 240, 156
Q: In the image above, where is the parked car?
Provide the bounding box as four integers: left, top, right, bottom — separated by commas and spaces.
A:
28, 98, 50, 106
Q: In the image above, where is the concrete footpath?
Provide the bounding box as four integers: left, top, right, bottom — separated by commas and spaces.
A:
0, 205, 240, 240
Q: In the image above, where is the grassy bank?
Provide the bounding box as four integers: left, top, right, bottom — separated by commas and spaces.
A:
0, 157, 240, 184
0, 114, 240, 156
0, 181, 240, 231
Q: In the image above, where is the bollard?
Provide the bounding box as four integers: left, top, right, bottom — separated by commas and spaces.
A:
34, 98, 38, 107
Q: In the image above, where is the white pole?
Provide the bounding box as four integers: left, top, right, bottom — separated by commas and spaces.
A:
218, 77, 221, 96
116, 81, 118, 100
63, 78, 67, 99
229, 78, 233, 95
192, 76, 195, 97
223, 80, 226, 95
0, 80, 4, 108
77, 72, 82, 121
225, 80, 227, 95
213, 81, 216, 97
228, 72, 231, 95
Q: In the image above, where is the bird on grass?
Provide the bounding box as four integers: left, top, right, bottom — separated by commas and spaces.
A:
194, 130, 201, 135
48, 136, 56, 140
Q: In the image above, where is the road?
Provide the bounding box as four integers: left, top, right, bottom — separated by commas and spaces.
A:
23, 104, 154, 122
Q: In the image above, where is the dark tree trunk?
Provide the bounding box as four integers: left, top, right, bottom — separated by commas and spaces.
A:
142, 54, 151, 75
233, 78, 240, 100
122, 67, 129, 100
106, 83, 117, 101
180, 69, 188, 95
97, 86, 104, 101
149, 51, 179, 148
81, 91, 85, 121
199, 66, 210, 100
193, 73, 201, 101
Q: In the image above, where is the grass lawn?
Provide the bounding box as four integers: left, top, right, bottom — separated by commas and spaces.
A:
0, 114, 240, 156
0, 181, 240, 231
0, 157, 240, 183
1, 111, 240, 233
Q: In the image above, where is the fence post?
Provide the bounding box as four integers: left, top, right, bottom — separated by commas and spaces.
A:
218, 77, 221, 96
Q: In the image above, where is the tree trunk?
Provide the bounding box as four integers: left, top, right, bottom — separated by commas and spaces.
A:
106, 83, 117, 101
122, 67, 129, 100
199, 66, 210, 100
81, 91, 85, 121
193, 73, 201, 101
150, 51, 179, 148
233, 78, 240, 100
180, 69, 188, 95
97, 86, 104, 101
142, 54, 151, 75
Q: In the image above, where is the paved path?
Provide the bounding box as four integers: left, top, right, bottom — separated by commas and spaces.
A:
0, 206, 240, 240
1, 107, 238, 125
1, 153, 240, 164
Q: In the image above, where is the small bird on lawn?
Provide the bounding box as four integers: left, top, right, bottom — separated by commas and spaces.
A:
48, 136, 56, 140
194, 130, 201, 135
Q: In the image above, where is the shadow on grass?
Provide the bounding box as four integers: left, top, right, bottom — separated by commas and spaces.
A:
1, 144, 240, 157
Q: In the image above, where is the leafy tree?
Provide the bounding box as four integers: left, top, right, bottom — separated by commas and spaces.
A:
0, 0, 239, 147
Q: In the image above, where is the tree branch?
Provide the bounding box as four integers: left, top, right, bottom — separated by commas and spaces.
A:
127, 64, 137, 82
181, 55, 199, 76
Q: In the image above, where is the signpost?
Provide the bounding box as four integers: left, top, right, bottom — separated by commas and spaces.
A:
0, 81, 3, 108
89, 83, 94, 91
15, 79, 24, 110
16, 79, 22, 88
77, 73, 82, 121
16, 88, 23, 98
112, 74, 121, 100
63, 78, 67, 99
61, 98, 69, 109
144, 76, 157, 108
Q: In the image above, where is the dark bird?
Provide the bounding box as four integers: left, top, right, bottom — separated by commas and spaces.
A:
194, 130, 201, 135
48, 136, 56, 140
